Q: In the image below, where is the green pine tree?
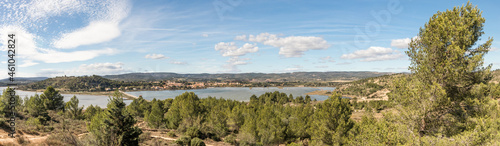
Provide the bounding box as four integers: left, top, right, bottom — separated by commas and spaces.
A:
40, 86, 65, 110
65, 95, 83, 119
146, 100, 164, 129
310, 92, 354, 145
393, 1, 494, 138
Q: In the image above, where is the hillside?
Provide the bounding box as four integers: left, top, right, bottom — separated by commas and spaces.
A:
103, 71, 393, 82
336, 69, 500, 101
18, 75, 144, 92
334, 73, 408, 100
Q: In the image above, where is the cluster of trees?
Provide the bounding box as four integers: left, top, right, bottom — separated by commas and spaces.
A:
124, 90, 351, 145
20, 75, 160, 92
0, 87, 143, 145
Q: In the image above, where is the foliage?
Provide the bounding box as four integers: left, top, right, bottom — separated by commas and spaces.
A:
165, 92, 201, 130
394, 1, 494, 138
65, 95, 83, 119
88, 90, 142, 146
146, 99, 164, 129
84, 104, 102, 121
0, 87, 21, 117
310, 92, 354, 145
40, 86, 65, 110
190, 137, 206, 146
175, 136, 191, 145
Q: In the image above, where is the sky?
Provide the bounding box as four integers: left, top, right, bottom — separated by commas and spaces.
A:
0, 0, 499, 77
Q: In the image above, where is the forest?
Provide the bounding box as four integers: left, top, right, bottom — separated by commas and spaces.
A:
2, 2, 500, 146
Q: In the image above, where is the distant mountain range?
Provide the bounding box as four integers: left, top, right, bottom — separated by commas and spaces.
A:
8, 72, 397, 90
102, 71, 394, 82
0, 77, 49, 86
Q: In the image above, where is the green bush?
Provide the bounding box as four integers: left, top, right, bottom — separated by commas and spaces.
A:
224, 134, 237, 145
167, 131, 176, 137
190, 137, 205, 146
175, 136, 191, 145
185, 127, 202, 138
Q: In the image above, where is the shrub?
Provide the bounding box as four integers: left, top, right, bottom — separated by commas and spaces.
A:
175, 136, 191, 145
167, 131, 177, 137
16, 136, 30, 145
139, 132, 151, 143
44, 132, 79, 146
223, 134, 237, 145
185, 127, 202, 138
190, 137, 205, 146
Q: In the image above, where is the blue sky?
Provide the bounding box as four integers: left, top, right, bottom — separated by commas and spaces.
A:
0, 0, 499, 77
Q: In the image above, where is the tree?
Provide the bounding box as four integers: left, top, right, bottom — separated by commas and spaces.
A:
146, 100, 164, 129
65, 95, 83, 120
398, 1, 493, 138
88, 90, 142, 146
0, 88, 21, 117
40, 86, 65, 110
165, 92, 201, 130
127, 96, 149, 117
25, 94, 48, 117
310, 93, 354, 145
84, 104, 101, 121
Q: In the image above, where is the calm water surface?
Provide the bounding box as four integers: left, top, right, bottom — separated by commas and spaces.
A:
0, 87, 337, 108
125, 87, 336, 101
0, 87, 132, 108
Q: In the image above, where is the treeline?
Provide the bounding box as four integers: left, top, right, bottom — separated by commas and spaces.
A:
125, 90, 354, 145
19, 75, 157, 92
0, 87, 143, 145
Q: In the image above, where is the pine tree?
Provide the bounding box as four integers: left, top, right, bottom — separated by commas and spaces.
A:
65, 95, 83, 119
25, 94, 48, 117
147, 100, 164, 129
88, 90, 142, 146
310, 92, 354, 145
0, 88, 21, 117
40, 86, 65, 110
394, 1, 494, 138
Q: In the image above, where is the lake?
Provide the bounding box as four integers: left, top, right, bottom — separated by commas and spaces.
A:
0, 87, 133, 108
125, 87, 336, 101
0, 87, 336, 108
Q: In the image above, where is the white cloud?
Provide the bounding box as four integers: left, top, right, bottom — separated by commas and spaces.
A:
234, 35, 247, 41
46, 0, 131, 49
202, 34, 209, 37
53, 21, 121, 49
341, 46, 403, 61
35, 62, 129, 77
391, 36, 418, 49
215, 42, 259, 57
222, 57, 250, 72
336, 62, 352, 65
27, 0, 84, 20
214, 42, 258, 72
67, 62, 128, 76
19, 60, 39, 67
319, 56, 335, 63
145, 53, 168, 59
240, 33, 330, 57
170, 61, 187, 65
491, 47, 498, 51
0, 26, 118, 64
316, 65, 329, 68
284, 65, 303, 72
35, 47, 118, 63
